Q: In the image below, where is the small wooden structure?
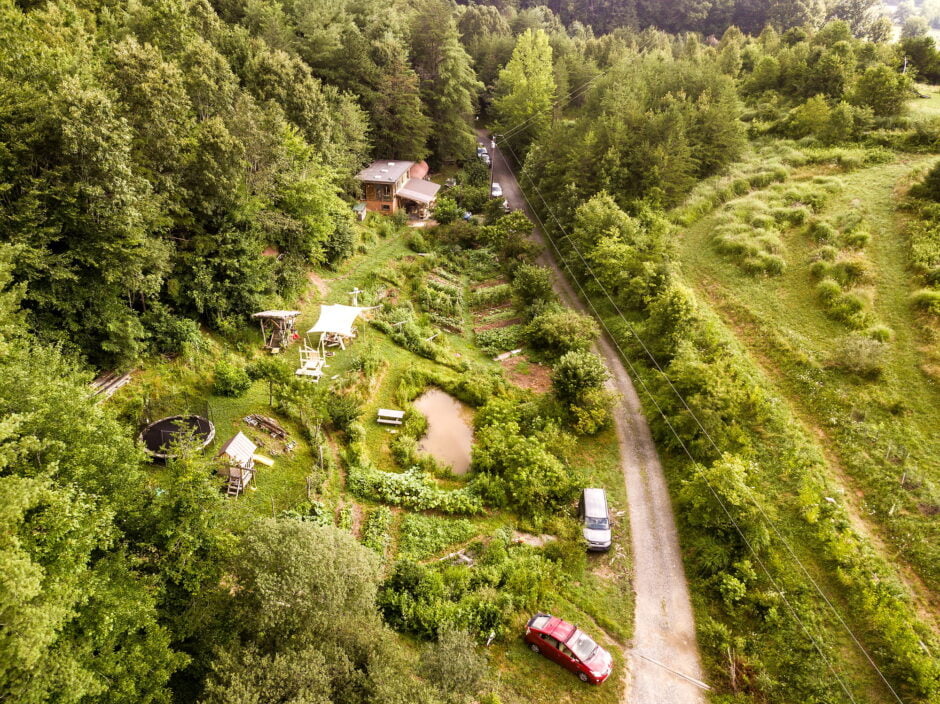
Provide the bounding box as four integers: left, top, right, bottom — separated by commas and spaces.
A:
377, 408, 405, 426
217, 431, 257, 497
253, 310, 301, 352
295, 339, 327, 382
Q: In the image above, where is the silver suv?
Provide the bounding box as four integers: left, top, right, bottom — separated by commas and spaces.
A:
579, 488, 612, 551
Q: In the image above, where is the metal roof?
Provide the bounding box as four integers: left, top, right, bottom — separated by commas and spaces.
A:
253, 310, 301, 319
397, 178, 441, 204
356, 160, 414, 183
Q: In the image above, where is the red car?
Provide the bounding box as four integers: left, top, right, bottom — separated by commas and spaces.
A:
524, 613, 613, 684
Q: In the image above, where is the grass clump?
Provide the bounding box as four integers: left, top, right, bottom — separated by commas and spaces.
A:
911, 288, 940, 315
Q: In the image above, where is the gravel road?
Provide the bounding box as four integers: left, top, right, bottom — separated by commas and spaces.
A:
482, 130, 707, 704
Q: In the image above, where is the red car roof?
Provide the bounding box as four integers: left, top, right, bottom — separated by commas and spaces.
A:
534, 615, 577, 643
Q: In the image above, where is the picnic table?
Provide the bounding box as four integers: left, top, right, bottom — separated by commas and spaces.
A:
376, 408, 405, 426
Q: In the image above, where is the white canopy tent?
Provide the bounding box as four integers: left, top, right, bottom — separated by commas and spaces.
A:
307, 304, 368, 338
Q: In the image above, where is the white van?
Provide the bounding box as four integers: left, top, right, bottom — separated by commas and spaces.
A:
579, 488, 612, 551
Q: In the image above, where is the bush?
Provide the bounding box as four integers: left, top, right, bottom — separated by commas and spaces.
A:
524, 307, 599, 358
867, 324, 893, 342
142, 303, 202, 357
213, 359, 251, 397
551, 351, 609, 403
829, 334, 889, 378
433, 197, 462, 225
408, 232, 429, 253
472, 422, 581, 518
510, 264, 555, 308
569, 388, 615, 435
840, 229, 870, 249
326, 393, 362, 431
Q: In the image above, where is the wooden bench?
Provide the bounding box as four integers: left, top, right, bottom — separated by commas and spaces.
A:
376, 408, 405, 425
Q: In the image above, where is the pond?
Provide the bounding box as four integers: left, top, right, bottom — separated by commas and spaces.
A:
412, 388, 474, 475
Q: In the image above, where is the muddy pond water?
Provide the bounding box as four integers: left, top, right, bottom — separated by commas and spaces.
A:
412, 388, 474, 475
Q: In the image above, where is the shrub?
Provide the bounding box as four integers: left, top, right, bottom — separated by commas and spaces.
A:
472, 422, 580, 518
569, 388, 615, 435
142, 303, 202, 357
816, 278, 843, 302
807, 219, 837, 242
326, 393, 362, 431
911, 288, 940, 315
213, 359, 251, 397
408, 232, 429, 253
510, 264, 555, 308
433, 197, 462, 225
829, 334, 889, 378
524, 308, 599, 358
551, 351, 609, 402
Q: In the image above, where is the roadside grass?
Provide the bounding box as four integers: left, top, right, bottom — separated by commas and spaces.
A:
675, 153, 940, 611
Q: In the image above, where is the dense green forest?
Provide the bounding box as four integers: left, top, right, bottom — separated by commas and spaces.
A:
2, 0, 940, 702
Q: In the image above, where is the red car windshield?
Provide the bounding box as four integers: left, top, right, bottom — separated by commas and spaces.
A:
567, 630, 598, 661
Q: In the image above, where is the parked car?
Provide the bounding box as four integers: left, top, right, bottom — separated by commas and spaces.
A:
524, 613, 613, 684
579, 488, 612, 551
502, 199, 511, 213
491, 182, 503, 198
477, 145, 488, 157
482, 153, 491, 166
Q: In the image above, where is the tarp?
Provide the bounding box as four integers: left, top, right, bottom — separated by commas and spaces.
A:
397, 178, 440, 204
307, 304, 367, 336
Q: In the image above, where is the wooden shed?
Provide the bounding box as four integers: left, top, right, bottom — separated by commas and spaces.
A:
253, 310, 301, 352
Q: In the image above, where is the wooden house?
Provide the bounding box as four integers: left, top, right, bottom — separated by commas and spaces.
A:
355, 160, 441, 218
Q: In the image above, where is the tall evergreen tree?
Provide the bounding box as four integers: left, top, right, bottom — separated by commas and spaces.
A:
493, 28, 556, 158
410, 0, 483, 163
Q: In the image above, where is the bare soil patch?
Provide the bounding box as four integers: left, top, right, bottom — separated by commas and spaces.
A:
306, 271, 330, 298
474, 317, 522, 333
471, 278, 508, 290
500, 355, 551, 393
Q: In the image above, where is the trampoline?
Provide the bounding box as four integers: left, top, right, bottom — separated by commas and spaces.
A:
139, 415, 215, 461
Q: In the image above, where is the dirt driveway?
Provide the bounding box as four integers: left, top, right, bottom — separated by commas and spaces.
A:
483, 130, 706, 704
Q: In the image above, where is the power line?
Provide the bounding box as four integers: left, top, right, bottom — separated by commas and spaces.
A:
492, 133, 904, 703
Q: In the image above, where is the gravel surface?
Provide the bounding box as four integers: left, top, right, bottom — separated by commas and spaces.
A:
483, 130, 706, 704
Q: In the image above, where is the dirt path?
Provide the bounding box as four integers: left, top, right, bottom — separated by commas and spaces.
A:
483, 131, 706, 704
